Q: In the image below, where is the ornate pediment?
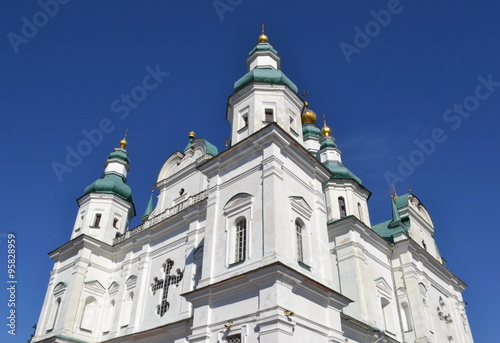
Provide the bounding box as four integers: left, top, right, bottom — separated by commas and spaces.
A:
83, 280, 106, 295
290, 196, 313, 219
375, 277, 393, 296
108, 281, 120, 295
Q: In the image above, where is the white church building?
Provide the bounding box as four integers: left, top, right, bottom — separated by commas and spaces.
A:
33, 32, 474, 343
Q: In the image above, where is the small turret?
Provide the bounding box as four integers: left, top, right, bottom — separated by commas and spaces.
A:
228, 27, 303, 145
70, 134, 136, 245
319, 117, 371, 225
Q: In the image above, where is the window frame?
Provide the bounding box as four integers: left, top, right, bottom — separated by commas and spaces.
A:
224, 194, 253, 268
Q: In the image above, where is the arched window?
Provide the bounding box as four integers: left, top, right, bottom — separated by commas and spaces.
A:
102, 299, 115, 334
46, 297, 61, 332
401, 301, 413, 332
338, 197, 347, 217
193, 245, 204, 288
381, 297, 395, 333
357, 202, 362, 220
120, 292, 134, 328
234, 218, 247, 263
80, 297, 98, 332
295, 219, 304, 262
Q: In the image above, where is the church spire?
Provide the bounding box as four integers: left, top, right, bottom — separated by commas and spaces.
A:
141, 186, 155, 222
388, 187, 405, 229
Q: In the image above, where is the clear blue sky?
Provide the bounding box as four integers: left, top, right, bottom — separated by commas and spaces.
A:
1, 1, 499, 342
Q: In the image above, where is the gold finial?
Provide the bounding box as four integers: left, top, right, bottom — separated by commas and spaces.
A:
258, 24, 268, 43
392, 185, 398, 201
188, 131, 196, 139
321, 114, 331, 136
119, 129, 128, 148
301, 90, 310, 108
300, 90, 317, 124
225, 138, 230, 149
151, 185, 155, 193
408, 184, 412, 193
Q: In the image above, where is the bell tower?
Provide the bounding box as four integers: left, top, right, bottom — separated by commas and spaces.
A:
227, 29, 304, 146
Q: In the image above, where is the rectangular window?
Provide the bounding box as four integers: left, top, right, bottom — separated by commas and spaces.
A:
265, 108, 273, 122
227, 334, 241, 343
93, 214, 102, 227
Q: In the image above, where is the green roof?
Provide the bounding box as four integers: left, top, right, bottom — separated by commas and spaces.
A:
142, 191, 154, 219
371, 218, 410, 243
108, 150, 130, 163
319, 136, 338, 149
248, 42, 278, 55
302, 124, 322, 138
371, 196, 412, 242
184, 138, 219, 157
323, 161, 362, 184
395, 193, 410, 210
84, 174, 134, 203
234, 68, 298, 93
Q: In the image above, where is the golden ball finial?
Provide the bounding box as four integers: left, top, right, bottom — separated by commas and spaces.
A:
301, 107, 317, 125
321, 115, 331, 136
321, 125, 331, 137
188, 131, 196, 139
304, 101, 309, 108
119, 129, 128, 148
259, 24, 268, 43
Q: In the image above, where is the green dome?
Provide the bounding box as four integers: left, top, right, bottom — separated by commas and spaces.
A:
108, 150, 130, 163
319, 136, 338, 149
234, 68, 298, 93
84, 174, 134, 203
248, 42, 278, 56
184, 138, 219, 157
323, 161, 362, 184
302, 124, 322, 138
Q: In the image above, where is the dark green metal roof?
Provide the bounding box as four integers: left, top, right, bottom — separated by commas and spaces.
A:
319, 136, 338, 149
234, 68, 298, 93
248, 42, 278, 55
84, 174, 134, 203
302, 124, 322, 138
323, 161, 362, 184
108, 150, 130, 163
184, 138, 219, 157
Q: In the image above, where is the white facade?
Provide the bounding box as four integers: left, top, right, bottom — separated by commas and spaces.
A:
33, 35, 474, 343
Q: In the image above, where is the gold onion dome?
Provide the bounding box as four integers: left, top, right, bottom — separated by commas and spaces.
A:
302, 106, 317, 124
258, 34, 268, 43
321, 121, 331, 137
119, 130, 128, 148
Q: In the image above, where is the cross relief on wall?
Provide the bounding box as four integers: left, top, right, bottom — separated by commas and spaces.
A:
151, 258, 183, 317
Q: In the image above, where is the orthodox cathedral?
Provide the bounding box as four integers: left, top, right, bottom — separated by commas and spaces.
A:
33, 31, 474, 343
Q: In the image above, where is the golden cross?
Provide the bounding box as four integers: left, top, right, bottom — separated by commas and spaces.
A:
301, 90, 310, 100
123, 128, 128, 140
261, 24, 266, 35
